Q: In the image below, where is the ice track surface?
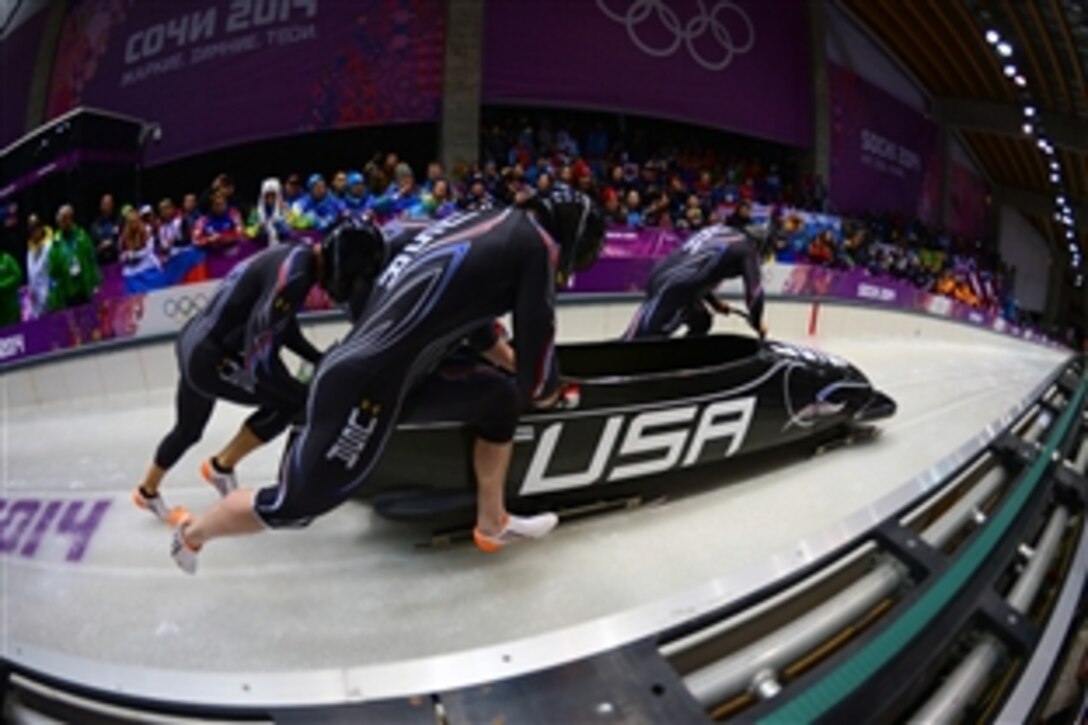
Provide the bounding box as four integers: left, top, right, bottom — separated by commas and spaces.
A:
0, 328, 1069, 681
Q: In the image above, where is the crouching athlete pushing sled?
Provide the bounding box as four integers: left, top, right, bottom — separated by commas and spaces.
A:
134, 225, 384, 523
171, 190, 605, 572
624, 221, 770, 340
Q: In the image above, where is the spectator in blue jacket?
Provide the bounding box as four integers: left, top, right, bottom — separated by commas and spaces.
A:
367, 163, 420, 221
342, 172, 369, 219
293, 174, 344, 231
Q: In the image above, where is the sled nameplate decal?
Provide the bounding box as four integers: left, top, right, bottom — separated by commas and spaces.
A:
520, 397, 756, 495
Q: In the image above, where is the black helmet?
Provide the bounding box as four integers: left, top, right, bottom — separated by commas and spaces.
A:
319, 219, 386, 303
525, 189, 605, 284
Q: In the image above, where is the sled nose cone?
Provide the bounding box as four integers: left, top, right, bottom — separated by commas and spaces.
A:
855, 390, 897, 422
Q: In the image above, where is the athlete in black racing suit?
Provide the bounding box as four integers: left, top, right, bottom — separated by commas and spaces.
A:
171, 191, 605, 571
624, 223, 768, 340
134, 222, 385, 523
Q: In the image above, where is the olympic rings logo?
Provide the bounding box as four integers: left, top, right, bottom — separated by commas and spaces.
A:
162, 293, 208, 321
597, 0, 756, 72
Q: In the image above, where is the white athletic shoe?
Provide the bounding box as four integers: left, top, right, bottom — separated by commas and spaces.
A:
132, 487, 187, 526
474, 513, 559, 553
200, 458, 237, 497
170, 519, 201, 575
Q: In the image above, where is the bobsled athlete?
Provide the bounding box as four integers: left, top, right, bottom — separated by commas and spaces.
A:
133, 221, 386, 523
624, 221, 769, 340
170, 190, 605, 572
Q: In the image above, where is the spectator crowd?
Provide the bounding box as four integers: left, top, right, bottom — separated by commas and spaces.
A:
0, 115, 1027, 330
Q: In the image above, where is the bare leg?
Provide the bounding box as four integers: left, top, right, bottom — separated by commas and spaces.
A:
213, 424, 263, 470
183, 489, 265, 547
474, 438, 513, 536
137, 464, 167, 496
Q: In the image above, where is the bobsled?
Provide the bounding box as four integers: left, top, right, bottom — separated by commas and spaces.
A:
364, 334, 896, 520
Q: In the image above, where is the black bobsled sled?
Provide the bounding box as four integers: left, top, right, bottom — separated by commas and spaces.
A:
362, 334, 896, 519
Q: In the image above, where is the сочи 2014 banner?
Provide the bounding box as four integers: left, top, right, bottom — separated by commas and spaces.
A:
46, 0, 445, 163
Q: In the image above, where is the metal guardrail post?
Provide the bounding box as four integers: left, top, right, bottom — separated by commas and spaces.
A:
683, 562, 903, 707
679, 390, 1068, 711
911, 506, 1071, 722
932, 425, 1088, 723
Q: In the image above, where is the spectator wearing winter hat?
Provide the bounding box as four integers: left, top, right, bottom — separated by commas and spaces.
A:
341, 172, 370, 219
600, 187, 624, 225
293, 174, 344, 231
246, 178, 293, 245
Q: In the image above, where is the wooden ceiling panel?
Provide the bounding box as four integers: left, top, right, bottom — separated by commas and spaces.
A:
962, 130, 1013, 185
940, 1, 1006, 98
841, 0, 1087, 260
844, 1, 955, 97
999, 0, 1055, 108
1023, 0, 1075, 115
1049, 0, 1088, 115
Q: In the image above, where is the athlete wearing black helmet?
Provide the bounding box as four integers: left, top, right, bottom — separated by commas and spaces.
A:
134, 222, 385, 524
624, 221, 769, 340
520, 186, 606, 286
321, 218, 388, 313
170, 192, 606, 571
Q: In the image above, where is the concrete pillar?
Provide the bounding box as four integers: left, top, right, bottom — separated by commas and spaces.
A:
807, 0, 831, 185
439, 0, 484, 177
22, 0, 67, 134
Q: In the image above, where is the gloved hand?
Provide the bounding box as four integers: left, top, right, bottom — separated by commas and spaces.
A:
533, 382, 580, 410
296, 360, 316, 384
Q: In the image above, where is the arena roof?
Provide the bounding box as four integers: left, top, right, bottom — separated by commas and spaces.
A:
844, 0, 1087, 274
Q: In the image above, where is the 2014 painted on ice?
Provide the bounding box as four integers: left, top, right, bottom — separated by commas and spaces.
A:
0, 498, 111, 563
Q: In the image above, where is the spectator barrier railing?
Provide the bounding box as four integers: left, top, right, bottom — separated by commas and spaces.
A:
0, 226, 1063, 370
